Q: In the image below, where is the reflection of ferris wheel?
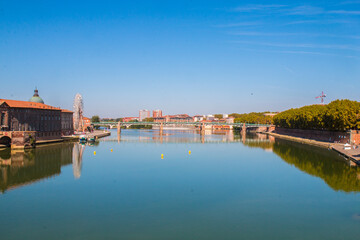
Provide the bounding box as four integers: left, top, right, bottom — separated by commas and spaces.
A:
72, 143, 85, 179
73, 93, 84, 131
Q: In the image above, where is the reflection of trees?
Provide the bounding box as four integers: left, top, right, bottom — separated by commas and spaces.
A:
238, 133, 274, 150
272, 139, 360, 193
238, 134, 360, 192
0, 143, 74, 193
242, 139, 274, 150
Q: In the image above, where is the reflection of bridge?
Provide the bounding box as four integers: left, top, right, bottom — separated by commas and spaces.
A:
100, 138, 271, 144
94, 122, 272, 136
94, 121, 271, 127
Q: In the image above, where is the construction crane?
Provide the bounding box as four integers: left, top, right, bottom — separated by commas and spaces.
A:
316, 91, 326, 104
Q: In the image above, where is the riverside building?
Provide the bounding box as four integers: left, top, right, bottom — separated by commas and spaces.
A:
0, 89, 73, 148
139, 110, 150, 121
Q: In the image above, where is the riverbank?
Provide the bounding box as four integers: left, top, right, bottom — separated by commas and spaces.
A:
264, 131, 360, 166
35, 131, 111, 146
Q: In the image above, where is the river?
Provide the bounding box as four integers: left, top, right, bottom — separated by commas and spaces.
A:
1, 129, 360, 239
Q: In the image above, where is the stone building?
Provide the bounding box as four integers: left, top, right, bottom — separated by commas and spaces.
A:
0, 89, 73, 148
61, 109, 74, 136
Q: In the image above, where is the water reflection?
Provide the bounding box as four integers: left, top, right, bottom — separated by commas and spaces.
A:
104, 129, 240, 143
72, 143, 85, 179
0, 142, 86, 193
240, 133, 360, 193
1, 130, 360, 194
272, 139, 360, 192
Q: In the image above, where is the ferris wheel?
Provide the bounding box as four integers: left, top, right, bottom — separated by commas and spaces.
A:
73, 93, 84, 131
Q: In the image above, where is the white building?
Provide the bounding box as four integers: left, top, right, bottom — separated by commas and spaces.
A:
193, 115, 204, 122
207, 114, 215, 121
139, 110, 150, 121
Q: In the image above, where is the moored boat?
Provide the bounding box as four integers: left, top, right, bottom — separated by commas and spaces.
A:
79, 135, 87, 143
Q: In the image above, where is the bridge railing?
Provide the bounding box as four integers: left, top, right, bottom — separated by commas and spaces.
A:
92, 121, 272, 127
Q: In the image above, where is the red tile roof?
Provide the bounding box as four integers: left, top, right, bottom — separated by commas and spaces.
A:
0, 99, 70, 113
61, 109, 73, 113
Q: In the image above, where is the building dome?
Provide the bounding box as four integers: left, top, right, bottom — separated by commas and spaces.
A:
29, 88, 44, 104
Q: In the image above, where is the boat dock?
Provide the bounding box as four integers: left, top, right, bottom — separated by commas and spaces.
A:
62, 130, 111, 141
331, 145, 360, 166
37, 131, 111, 145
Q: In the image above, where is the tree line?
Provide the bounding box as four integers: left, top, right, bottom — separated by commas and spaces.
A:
273, 99, 360, 131
229, 112, 274, 124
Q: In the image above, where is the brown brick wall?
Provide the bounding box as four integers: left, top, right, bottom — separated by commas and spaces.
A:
350, 130, 360, 145
275, 127, 350, 144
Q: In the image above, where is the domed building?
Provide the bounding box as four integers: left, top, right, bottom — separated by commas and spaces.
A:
0, 88, 74, 148
29, 88, 44, 104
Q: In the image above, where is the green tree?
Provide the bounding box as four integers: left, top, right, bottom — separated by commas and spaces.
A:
91, 115, 100, 123
144, 117, 154, 122
273, 99, 360, 131
214, 114, 223, 119
229, 112, 274, 124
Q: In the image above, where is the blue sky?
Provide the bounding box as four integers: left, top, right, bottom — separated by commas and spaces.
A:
0, 0, 359, 117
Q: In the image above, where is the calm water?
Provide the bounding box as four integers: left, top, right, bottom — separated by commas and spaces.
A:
1, 129, 360, 240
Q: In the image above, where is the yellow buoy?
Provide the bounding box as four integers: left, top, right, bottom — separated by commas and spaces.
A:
161, 154, 164, 159
111, 149, 113, 152
189, 150, 191, 154
94, 151, 96, 155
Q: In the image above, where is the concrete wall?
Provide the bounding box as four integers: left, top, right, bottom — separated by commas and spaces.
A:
10, 131, 37, 148
274, 127, 350, 144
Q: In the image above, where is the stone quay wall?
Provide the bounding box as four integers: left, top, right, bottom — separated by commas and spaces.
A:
273, 127, 357, 144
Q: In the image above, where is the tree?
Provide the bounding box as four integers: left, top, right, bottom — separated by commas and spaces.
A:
229, 112, 274, 124
91, 115, 100, 123
273, 99, 360, 131
214, 114, 223, 119
144, 117, 154, 122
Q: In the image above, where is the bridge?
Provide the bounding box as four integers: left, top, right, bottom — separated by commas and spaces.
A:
92, 121, 273, 136
93, 121, 271, 127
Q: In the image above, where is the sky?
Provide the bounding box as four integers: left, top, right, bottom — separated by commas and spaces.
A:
0, 0, 359, 118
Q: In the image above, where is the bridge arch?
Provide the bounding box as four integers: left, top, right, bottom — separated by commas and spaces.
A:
0, 136, 11, 147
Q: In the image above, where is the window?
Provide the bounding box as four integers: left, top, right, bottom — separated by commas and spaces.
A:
0, 112, 5, 126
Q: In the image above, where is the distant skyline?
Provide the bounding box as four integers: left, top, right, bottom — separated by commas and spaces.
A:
1, 0, 359, 118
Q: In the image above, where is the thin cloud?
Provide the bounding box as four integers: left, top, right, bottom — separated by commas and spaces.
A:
214, 22, 262, 28
229, 32, 302, 36
284, 19, 355, 25
328, 10, 360, 15
230, 4, 360, 16
286, 5, 324, 15
236, 47, 360, 59
229, 31, 360, 40
232, 4, 287, 12
231, 40, 360, 52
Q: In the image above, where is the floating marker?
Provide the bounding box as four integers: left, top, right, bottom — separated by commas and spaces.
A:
111, 149, 113, 152
189, 150, 191, 154
94, 151, 96, 155
161, 154, 164, 159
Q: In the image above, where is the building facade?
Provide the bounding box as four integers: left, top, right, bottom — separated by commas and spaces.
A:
0, 89, 74, 147
61, 109, 74, 136
139, 110, 150, 121
82, 117, 91, 131
152, 110, 162, 118
0, 99, 62, 140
